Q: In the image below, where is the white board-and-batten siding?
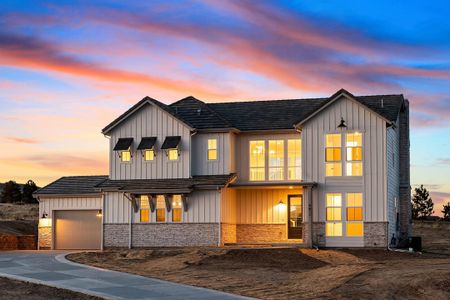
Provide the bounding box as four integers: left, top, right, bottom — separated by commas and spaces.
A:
302, 96, 388, 223
191, 133, 235, 175
103, 190, 221, 224
108, 103, 191, 180
39, 196, 102, 217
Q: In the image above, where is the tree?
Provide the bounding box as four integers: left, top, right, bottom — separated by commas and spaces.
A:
442, 202, 450, 221
22, 180, 38, 204
412, 185, 434, 219
0, 181, 22, 203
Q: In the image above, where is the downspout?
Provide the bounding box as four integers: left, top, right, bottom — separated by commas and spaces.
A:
101, 191, 105, 251
218, 187, 222, 247
36, 196, 40, 250
308, 186, 313, 248
129, 195, 132, 249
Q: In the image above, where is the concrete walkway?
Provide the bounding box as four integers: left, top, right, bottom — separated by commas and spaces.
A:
0, 251, 249, 300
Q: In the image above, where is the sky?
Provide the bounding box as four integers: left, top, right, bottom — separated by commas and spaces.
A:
0, 0, 449, 216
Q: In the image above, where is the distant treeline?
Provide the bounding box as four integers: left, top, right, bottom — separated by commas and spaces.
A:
0, 180, 39, 204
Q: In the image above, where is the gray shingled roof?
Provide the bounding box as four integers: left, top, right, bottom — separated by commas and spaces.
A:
34, 176, 108, 195
103, 90, 404, 133
96, 174, 236, 192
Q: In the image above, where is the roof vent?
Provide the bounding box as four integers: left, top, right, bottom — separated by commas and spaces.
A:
381, 98, 384, 108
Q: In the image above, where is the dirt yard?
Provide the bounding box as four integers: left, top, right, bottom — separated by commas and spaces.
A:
0, 277, 101, 300
69, 222, 450, 299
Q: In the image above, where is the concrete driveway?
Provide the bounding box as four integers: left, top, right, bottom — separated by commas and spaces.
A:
0, 251, 249, 300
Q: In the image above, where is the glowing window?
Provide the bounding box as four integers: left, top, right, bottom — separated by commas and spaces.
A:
172, 195, 182, 222
144, 149, 154, 161
325, 134, 342, 176
288, 139, 301, 180
121, 150, 131, 162
346, 133, 363, 176
156, 195, 166, 222
326, 193, 342, 236
249, 141, 265, 181
140, 195, 150, 222
346, 193, 363, 236
268, 140, 284, 180
168, 149, 178, 161
207, 139, 217, 160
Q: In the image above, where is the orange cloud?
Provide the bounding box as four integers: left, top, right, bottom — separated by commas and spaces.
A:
5, 137, 40, 144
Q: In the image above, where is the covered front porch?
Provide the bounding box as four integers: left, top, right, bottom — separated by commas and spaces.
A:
220, 183, 315, 246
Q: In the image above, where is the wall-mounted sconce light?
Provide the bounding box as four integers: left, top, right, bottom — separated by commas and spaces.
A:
337, 117, 347, 129
96, 210, 103, 217
278, 199, 284, 205
42, 212, 48, 218
39, 212, 51, 227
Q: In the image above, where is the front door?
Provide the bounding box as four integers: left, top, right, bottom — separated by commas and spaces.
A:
288, 195, 303, 239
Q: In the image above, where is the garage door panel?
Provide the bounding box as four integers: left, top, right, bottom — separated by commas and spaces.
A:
55, 210, 101, 250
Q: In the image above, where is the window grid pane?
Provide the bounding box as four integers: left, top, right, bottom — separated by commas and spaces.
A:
288, 139, 301, 180
121, 151, 131, 162
168, 149, 178, 160
145, 150, 154, 161
326, 163, 342, 176
269, 140, 284, 181
250, 141, 265, 181
208, 149, 217, 160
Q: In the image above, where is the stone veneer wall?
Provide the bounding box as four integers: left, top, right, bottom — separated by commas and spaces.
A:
364, 222, 388, 247
38, 226, 52, 249
311, 222, 326, 247
221, 223, 236, 244
104, 224, 129, 248
104, 223, 219, 248
236, 224, 291, 243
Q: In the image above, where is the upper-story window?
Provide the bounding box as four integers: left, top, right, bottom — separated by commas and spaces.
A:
325, 134, 342, 176
346, 133, 363, 176
121, 150, 131, 162
250, 140, 265, 181
325, 133, 363, 177
168, 149, 178, 161
269, 140, 284, 180
288, 139, 301, 180
207, 139, 217, 160
145, 150, 155, 161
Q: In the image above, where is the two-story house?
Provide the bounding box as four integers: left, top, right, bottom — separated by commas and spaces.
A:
34, 89, 411, 250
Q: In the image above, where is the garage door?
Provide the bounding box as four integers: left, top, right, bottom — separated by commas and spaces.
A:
54, 210, 101, 250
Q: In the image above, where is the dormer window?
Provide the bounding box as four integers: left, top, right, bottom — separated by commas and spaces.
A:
161, 136, 181, 161
113, 138, 133, 162
207, 139, 217, 160
137, 137, 157, 161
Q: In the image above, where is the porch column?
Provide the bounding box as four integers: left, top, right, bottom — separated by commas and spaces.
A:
303, 186, 313, 248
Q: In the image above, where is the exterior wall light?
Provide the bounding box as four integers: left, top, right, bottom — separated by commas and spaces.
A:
337, 117, 347, 129
39, 212, 51, 227
96, 210, 103, 217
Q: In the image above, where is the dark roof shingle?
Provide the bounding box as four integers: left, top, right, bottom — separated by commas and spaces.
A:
96, 174, 236, 192
34, 176, 108, 195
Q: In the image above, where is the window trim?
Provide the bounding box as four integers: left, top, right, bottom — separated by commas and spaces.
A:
139, 195, 150, 223
287, 139, 302, 180
155, 195, 166, 222
345, 132, 363, 176
171, 195, 183, 223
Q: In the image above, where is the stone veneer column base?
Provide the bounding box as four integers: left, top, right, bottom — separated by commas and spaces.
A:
221, 223, 236, 244
236, 224, 292, 243
38, 226, 52, 249
312, 222, 326, 247
104, 223, 219, 248
364, 222, 388, 247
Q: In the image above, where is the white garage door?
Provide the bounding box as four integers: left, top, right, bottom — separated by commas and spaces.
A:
54, 210, 101, 250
